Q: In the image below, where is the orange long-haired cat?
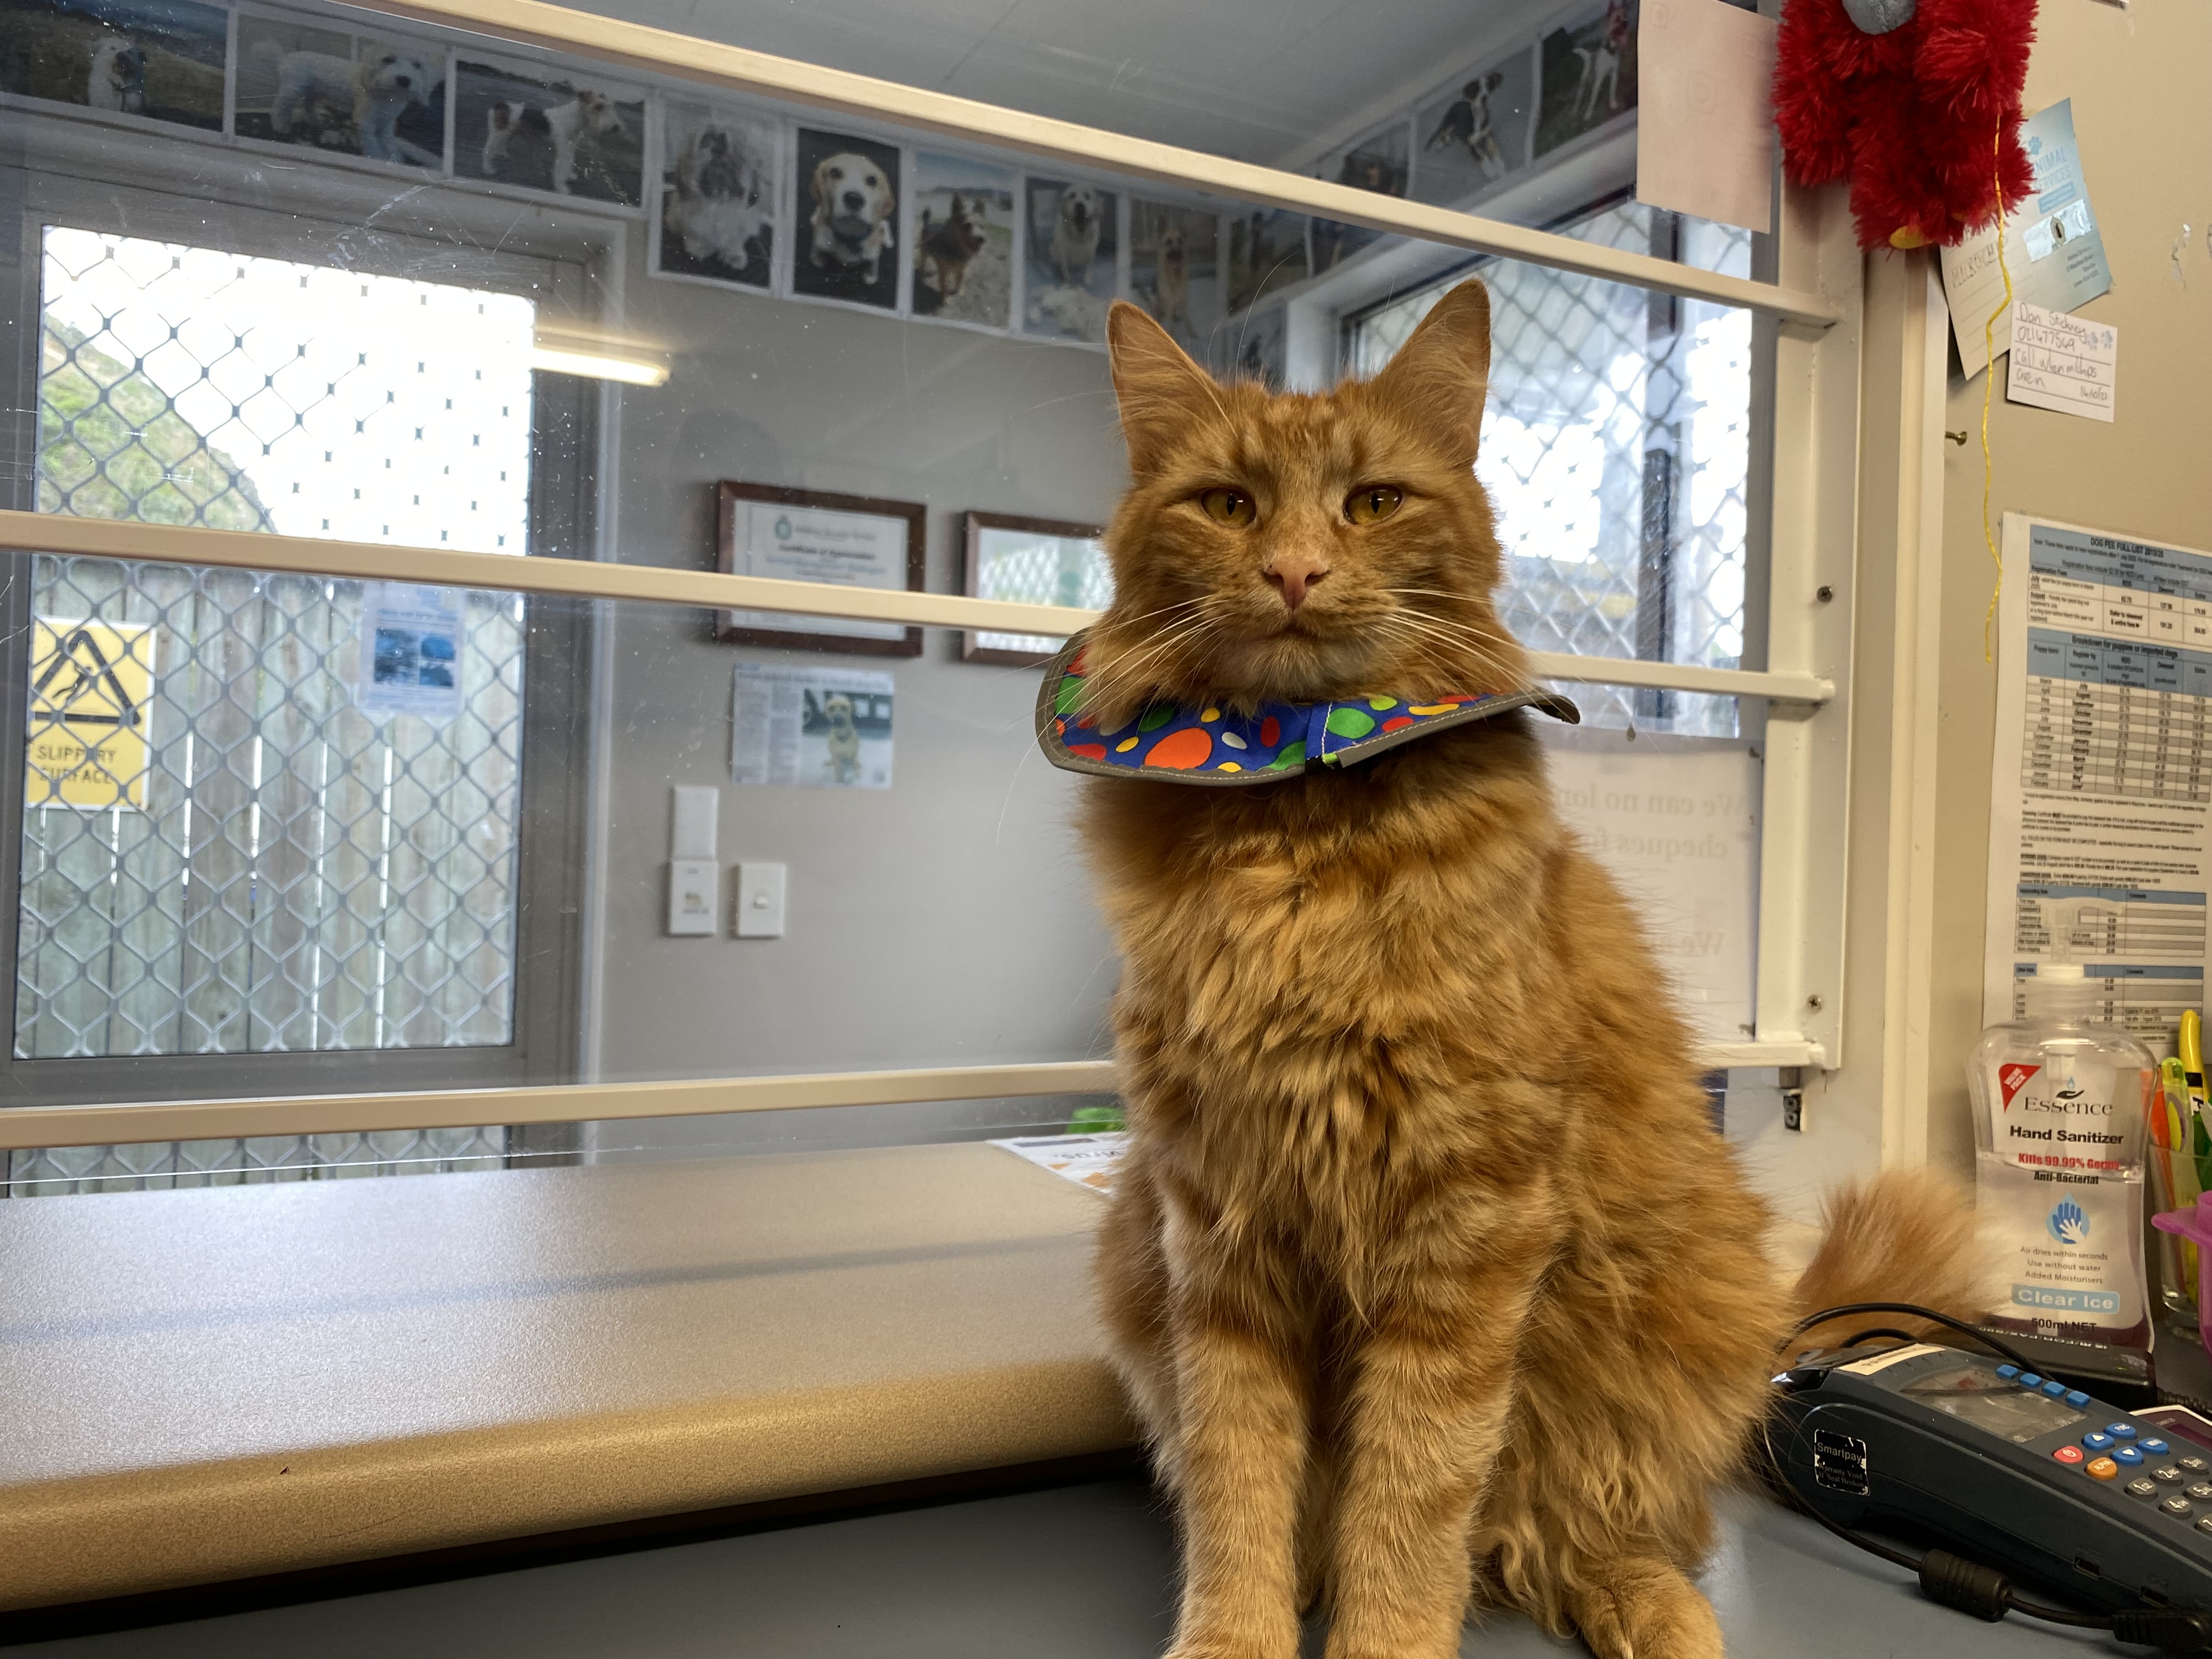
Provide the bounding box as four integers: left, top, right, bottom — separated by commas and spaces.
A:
1073, 286, 1973, 1659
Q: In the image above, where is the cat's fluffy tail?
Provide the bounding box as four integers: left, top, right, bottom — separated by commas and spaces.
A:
1786, 1169, 1984, 1354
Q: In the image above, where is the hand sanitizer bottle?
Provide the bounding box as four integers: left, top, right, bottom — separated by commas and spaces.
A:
1967, 963, 2156, 1348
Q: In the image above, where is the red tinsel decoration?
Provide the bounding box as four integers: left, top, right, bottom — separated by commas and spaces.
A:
1773, 0, 2038, 251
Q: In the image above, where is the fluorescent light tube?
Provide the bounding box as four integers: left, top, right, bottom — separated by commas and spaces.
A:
528, 343, 670, 386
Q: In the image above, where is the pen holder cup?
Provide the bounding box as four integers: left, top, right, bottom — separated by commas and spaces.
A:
2151, 1152, 2204, 1331
2152, 1195, 2212, 1353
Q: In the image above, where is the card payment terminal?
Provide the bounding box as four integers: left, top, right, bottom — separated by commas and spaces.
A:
1772, 1340, 2212, 1643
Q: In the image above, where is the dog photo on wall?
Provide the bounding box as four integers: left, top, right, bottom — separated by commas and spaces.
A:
1023, 177, 1118, 343
0, 0, 226, 130
790, 127, 901, 310
1211, 302, 1287, 391
455, 55, 645, 205
1226, 207, 1310, 315
1537, 0, 1638, 159
1127, 201, 1220, 351
1310, 123, 1410, 274
656, 99, 777, 290
1414, 48, 1537, 205
234, 14, 445, 168
911, 151, 1014, 330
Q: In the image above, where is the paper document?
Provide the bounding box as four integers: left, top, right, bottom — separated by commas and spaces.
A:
1943, 100, 2112, 379
1633, 0, 1777, 234
990, 1131, 1126, 1194
731, 663, 894, 789
2006, 302, 2117, 422
1983, 515, 2212, 1053
357, 583, 462, 721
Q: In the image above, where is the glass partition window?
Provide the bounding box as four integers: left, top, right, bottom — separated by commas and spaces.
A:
0, 0, 1791, 1198
1348, 204, 1753, 735
25, 230, 535, 1060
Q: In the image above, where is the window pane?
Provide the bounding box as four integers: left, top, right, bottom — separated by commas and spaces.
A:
25, 232, 537, 1062
0, 4, 1773, 1194
1348, 204, 1753, 736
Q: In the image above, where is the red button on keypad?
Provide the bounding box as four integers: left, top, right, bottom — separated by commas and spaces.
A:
2054, 1445, 2086, 1464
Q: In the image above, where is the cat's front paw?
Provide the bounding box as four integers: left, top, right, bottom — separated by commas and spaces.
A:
1570, 1559, 1723, 1659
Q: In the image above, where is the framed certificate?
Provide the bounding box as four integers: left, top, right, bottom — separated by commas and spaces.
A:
961, 510, 1110, 666
716, 482, 927, 657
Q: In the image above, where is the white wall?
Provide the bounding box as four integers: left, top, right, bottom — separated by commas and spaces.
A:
583, 251, 1130, 1154
1872, 0, 2212, 1176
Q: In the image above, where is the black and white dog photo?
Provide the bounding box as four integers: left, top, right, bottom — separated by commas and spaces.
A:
657, 104, 777, 289
455, 58, 645, 205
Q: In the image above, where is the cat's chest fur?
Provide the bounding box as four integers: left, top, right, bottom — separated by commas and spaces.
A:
1081, 722, 1573, 1194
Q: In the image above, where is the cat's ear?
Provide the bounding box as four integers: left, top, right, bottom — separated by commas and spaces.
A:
1369, 279, 1491, 466
1107, 300, 1215, 475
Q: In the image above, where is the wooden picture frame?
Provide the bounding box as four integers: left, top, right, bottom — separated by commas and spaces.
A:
961, 510, 1109, 667
716, 482, 927, 657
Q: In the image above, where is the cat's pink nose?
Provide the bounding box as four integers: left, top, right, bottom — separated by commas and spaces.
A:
1265, 555, 1330, 611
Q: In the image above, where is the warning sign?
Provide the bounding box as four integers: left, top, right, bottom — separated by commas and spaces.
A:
27, 620, 155, 809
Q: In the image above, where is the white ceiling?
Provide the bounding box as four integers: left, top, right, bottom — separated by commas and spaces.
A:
566, 0, 1561, 166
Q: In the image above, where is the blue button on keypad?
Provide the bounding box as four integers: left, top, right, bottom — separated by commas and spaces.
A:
2044, 1380, 2069, 1398
2085, 1432, 2115, 1451
2066, 1390, 2091, 1408
2020, 1374, 2045, 1389
1997, 1364, 2020, 1380
2143, 1438, 2172, 1457
2115, 1446, 2147, 1466
2111, 1424, 2139, 1440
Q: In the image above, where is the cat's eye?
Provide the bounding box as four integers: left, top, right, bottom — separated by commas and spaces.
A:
1199, 488, 1256, 527
1345, 484, 1404, 525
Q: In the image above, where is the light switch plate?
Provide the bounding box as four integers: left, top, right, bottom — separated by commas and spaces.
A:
668, 859, 717, 936
735, 861, 787, 938
670, 786, 719, 861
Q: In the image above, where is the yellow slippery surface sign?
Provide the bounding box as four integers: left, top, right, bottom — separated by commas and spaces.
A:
27, 620, 155, 809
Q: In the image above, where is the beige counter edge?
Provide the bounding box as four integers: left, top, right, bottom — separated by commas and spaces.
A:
0, 1358, 1136, 1611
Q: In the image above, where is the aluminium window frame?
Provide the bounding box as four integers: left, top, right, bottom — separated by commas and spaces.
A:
0, 124, 607, 1105
0, 0, 1862, 1160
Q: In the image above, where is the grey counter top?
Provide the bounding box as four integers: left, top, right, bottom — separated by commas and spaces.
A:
13, 1475, 2103, 1657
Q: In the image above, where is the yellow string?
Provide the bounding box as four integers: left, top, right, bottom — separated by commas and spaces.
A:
1980, 127, 2015, 664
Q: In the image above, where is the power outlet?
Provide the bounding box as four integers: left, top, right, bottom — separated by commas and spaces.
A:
668, 860, 716, 936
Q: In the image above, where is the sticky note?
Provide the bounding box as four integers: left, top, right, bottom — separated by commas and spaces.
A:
2005, 301, 2117, 423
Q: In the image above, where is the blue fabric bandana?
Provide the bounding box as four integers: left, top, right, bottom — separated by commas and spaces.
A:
1034, 631, 1578, 786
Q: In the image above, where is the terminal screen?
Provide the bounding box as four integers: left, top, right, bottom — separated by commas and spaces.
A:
1901, 1365, 2088, 1444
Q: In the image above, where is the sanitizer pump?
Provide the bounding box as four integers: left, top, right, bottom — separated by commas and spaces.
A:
1967, 963, 2156, 1347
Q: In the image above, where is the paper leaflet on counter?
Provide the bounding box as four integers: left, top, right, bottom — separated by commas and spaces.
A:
991, 1132, 1125, 1194
1982, 514, 2212, 1059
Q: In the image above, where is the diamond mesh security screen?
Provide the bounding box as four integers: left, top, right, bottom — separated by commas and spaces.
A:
1348, 204, 1752, 736
6, 229, 537, 1197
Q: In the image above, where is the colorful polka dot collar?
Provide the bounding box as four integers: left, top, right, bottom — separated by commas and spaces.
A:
1035, 632, 1579, 786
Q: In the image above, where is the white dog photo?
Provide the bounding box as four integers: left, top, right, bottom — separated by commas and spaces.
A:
658, 108, 778, 287
86, 37, 145, 113
236, 21, 444, 166
1024, 177, 1118, 343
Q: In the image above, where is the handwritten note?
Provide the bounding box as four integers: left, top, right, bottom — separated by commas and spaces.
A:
2005, 301, 2117, 422
1942, 100, 2112, 379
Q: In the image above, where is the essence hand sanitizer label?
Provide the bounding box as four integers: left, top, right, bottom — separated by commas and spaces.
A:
1970, 1007, 2152, 1337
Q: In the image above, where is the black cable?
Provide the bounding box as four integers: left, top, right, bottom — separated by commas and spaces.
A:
1786, 1300, 2038, 1371
1840, 1325, 1920, 1349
